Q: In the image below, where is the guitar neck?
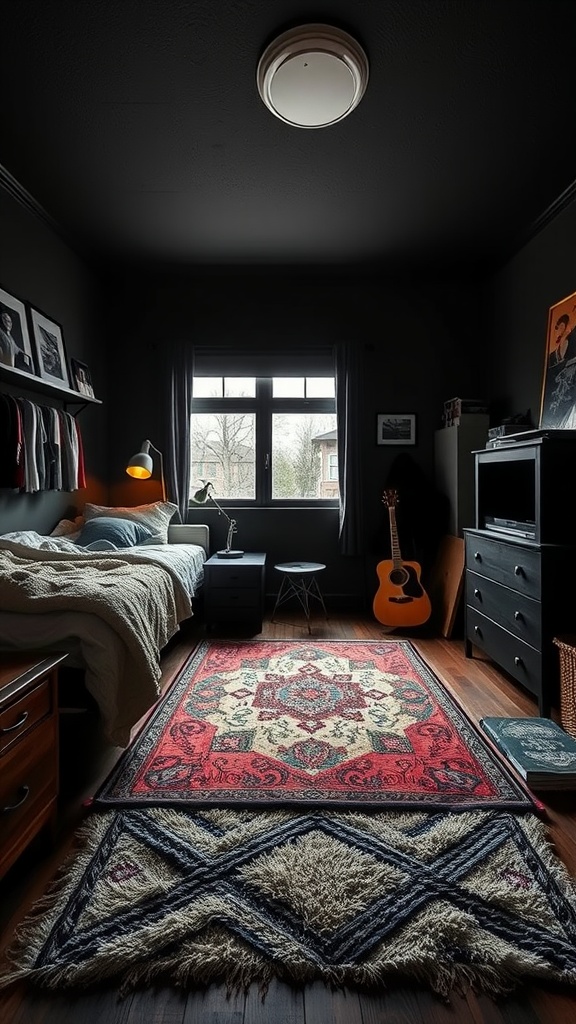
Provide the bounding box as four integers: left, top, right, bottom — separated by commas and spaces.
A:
388, 506, 403, 567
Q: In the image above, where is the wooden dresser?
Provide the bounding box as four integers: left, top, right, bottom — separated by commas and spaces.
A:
0, 652, 67, 879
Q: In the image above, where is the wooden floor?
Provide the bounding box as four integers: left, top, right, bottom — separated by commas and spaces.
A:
2, 611, 576, 1023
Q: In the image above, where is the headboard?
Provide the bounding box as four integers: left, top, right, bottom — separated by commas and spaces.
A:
167, 523, 210, 558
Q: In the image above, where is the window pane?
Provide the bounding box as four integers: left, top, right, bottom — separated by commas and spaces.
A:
306, 377, 335, 398
273, 377, 304, 398
190, 413, 255, 498
224, 377, 255, 397
272, 414, 337, 498
193, 377, 223, 397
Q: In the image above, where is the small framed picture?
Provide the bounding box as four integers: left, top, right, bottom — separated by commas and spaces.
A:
28, 306, 70, 387
0, 284, 36, 374
70, 358, 95, 398
539, 288, 576, 428
376, 413, 417, 446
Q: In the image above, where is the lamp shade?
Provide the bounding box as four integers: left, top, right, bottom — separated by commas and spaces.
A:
125, 439, 167, 500
191, 481, 213, 503
126, 440, 153, 480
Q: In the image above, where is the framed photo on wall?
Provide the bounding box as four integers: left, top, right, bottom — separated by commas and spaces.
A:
0, 284, 36, 374
70, 357, 95, 398
28, 306, 71, 387
376, 413, 417, 446
540, 288, 576, 429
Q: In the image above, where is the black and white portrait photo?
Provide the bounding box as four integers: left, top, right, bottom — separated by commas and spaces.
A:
0, 285, 35, 373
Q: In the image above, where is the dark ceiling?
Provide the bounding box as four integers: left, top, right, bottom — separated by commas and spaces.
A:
3, 0, 576, 273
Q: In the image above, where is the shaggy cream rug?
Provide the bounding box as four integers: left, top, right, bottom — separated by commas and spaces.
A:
1, 805, 576, 999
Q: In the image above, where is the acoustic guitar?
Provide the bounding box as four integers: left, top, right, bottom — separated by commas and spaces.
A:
373, 488, 432, 627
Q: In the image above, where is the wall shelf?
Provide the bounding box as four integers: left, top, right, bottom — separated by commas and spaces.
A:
0, 362, 102, 408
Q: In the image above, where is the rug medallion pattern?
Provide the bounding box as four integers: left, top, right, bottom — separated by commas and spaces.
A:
96, 640, 534, 810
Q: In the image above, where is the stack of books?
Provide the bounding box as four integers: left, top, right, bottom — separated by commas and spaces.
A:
480, 717, 576, 790
443, 397, 489, 427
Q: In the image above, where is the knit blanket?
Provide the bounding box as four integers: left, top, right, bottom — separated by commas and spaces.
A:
0, 541, 196, 744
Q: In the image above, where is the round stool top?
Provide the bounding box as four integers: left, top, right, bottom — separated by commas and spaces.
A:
274, 561, 326, 574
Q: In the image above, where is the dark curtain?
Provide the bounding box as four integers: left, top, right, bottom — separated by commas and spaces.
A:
335, 340, 363, 556
165, 340, 194, 524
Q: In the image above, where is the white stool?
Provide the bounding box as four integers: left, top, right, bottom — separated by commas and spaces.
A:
271, 562, 328, 634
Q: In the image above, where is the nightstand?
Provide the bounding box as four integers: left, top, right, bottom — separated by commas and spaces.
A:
0, 652, 67, 878
203, 552, 266, 631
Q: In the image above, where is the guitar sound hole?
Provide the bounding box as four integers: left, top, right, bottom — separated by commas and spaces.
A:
389, 568, 409, 586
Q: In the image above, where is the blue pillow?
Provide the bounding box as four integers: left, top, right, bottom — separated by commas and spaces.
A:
76, 516, 152, 549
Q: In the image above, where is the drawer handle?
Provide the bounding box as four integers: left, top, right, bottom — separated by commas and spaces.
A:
0, 710, 29, 734
514, 656, 524, 667
474, 625, 483, 637
474, 551, 482, 561
474, 588, 481, 599
2, 785, 30, 814
514, 611, 523, 621
514, 565, 524, 577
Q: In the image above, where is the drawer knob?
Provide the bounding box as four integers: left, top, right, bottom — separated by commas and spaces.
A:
514, 610, 523, 621
474, 625, 482, 637
514, 565, 524, 576
0, 710, 29, 734
514, 656, 523, 667
474, 551, 482, 561
474, 588, 481, 599
2, 784, 30, 814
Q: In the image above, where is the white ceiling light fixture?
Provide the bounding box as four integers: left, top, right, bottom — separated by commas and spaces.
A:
257, 23, 369, 129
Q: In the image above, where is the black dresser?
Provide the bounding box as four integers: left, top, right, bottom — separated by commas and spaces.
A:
464, 434, 576, 716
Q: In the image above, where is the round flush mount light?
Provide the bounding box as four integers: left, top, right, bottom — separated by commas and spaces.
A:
257, 24, 369, 128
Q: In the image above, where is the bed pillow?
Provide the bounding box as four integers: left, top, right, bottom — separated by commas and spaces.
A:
50, 516, 86, 539
83, 501, 178, 543
76, 516, 152, 549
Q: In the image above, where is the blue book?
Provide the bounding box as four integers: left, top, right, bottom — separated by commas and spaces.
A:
480, 717, 576, 790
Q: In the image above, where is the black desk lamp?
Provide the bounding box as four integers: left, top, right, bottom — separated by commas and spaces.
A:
191, 481, 243, 558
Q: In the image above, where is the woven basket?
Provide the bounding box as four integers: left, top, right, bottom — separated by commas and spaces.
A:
553, 636, 576, 738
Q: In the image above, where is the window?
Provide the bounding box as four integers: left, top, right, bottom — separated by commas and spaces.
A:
190, 376, 337, 505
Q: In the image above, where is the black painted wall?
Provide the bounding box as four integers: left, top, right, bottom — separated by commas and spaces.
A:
0, 189, 108, 534
4, 175, 575, 609
104, 266, 486, 606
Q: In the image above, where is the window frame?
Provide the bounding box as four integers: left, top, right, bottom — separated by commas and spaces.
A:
190, 376, 338, 508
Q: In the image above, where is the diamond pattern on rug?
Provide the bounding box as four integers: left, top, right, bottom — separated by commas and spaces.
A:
2, 807, 576, 998
95, 640, 536, 810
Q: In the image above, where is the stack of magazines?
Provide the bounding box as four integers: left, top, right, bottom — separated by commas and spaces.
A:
480, 717, 576, 790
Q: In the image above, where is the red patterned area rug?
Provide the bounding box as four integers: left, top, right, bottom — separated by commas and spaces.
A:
95, 640, 536, 811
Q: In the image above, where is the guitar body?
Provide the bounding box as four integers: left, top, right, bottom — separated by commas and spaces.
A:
373, 558, 432, 627
373, 487, 432, 628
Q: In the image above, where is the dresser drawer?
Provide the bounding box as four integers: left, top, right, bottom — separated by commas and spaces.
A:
465, 571, 542, 650
204, 565, 263, 589
466, 606, 542, 700
0, 718, 58, 856
0, 677, 53, 756
465, 533, 541, 598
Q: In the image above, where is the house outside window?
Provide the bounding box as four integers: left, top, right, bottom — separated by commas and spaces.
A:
190, 376, 337, 506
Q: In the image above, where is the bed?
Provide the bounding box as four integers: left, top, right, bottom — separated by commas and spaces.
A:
0, 505, 209, 747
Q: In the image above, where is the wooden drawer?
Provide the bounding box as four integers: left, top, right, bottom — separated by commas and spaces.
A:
465, 571, 542, 650
466, 606, 542, 701
204, 565, 263, 589
0, 717, 57, 868
465, 533, 541, 599
0, 678, 53, 756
